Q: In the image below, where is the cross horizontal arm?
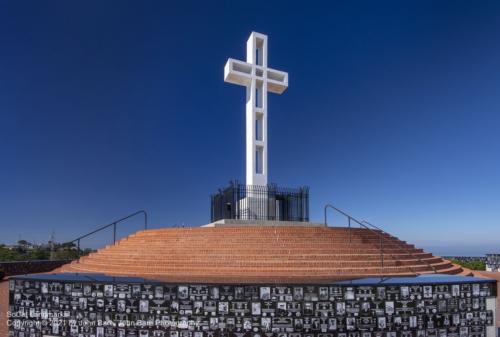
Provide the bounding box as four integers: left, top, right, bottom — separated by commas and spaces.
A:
224, 58, 252, 87
267, 68, 288, 94
224, 58, 289, 94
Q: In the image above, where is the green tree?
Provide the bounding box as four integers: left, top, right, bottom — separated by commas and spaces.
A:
451, 259, 486, 271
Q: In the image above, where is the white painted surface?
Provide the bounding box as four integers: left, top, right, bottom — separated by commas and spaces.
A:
486, 297, 498, 337
202, 219, 326, 227
224, 32, 288, 186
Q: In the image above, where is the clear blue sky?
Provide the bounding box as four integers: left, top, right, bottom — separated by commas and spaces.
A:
0, 1, 499, 255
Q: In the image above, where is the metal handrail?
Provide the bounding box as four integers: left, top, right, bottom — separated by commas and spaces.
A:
323, 204, 437, 275
66, 210, 148, 256
361, 220, 437, 273
324, 204, 386, 272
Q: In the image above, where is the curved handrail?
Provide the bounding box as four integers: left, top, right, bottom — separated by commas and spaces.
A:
324, 204, 382, 239
66, 210, 148, 256
324, 204, 425, 276
324, 204, 386, 273
361, 220, 437, 273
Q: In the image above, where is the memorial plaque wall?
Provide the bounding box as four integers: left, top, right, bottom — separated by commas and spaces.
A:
8, 276, 497, 337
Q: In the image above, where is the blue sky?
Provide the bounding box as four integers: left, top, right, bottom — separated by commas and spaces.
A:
0, 1, 499, 255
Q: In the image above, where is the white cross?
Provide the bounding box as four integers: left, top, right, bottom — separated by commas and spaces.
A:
224, 32, 289, 186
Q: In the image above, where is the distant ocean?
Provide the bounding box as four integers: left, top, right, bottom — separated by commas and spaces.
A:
421, 244, 498, 257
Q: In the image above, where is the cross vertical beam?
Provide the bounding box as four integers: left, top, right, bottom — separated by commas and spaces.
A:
224, 32, 288, 186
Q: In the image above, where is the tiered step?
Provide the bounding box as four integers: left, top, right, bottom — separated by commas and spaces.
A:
55, 226, 463, 283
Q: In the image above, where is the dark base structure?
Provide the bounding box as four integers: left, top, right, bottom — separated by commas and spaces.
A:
211, 182, 309, 222
0, 260, 72, 279
8, 273, 497, 337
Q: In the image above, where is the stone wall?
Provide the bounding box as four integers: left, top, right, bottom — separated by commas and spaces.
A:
7, 274, 498, 337
0, 260, 70, 337
0, 260, 70, 278
474, 271, 500, 328
1, 279, 9, 337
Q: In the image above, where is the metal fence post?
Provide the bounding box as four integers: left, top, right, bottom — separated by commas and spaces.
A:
348, 217, 352, 244
380, 236, 384, 270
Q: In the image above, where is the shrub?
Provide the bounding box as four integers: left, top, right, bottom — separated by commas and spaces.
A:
451, 259, 486, 271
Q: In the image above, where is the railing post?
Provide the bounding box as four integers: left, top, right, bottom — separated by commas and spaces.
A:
380, 236, 384, 270
67, 210, 149, 259
348, 217, 351, 244
210, 195, 213, 222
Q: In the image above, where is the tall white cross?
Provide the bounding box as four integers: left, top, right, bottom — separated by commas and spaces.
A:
224, 32, 288, 186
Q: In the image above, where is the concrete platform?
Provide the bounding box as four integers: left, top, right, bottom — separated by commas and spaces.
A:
202, 219, 326, 227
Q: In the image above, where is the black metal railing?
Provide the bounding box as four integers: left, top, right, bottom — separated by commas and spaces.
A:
66, 210, 148, 256
324, 204, 386, 272
324, 203, 438, 275
211, 181, 309, 222
361, 220, 437, 273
